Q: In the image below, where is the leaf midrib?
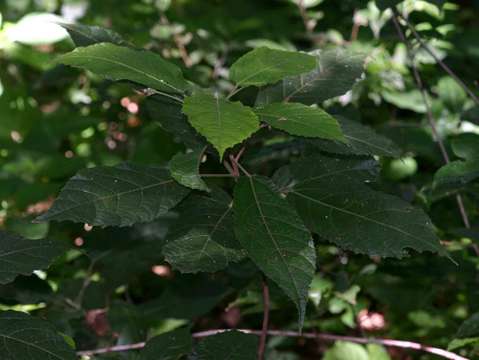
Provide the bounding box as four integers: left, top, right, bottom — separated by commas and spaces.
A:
43, 180, 173, 220
60, 52, 183, 94
291, 189, 438, 251
248, 177, 301, 303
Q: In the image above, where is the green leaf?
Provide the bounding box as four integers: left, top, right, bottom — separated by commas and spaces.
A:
140, 327, 192, 360
457, 313, 479, 338
147, 95, 207, 149
256, 49, 365, 105
434, 133, 479, 189
164, 190, 244, 273
194, 330, 258, 360
234, 176, 316, 327
36, 163, 189, 227
254, 103, 345, 141
59, 22, 128, 47
57, 43, 188, 93
323, 341, 369, 360
0, 230, 66, 285
278, 156, 445, 258
448, 337, 479, 351
229, 47, 316, 87
308, 117, 401, 157
169, 147, 209, 191
182, 92, 259, 158
0, 311, 76, 360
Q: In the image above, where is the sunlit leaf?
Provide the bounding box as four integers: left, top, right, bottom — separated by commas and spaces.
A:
57, 43, 189, 93
183, 92, 259, 158
230, 47, 316, 87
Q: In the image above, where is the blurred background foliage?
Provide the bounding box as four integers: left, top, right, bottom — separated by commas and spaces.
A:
1, 0, 479, 359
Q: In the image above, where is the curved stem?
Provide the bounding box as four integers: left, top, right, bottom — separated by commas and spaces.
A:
77, 329, 468, 360
394, 11, 479, 106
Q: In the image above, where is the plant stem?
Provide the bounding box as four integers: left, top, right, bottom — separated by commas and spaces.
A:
257, 279, 270, 360
391, 10, 472, 234
394, 10, 479, 106
77, 329, 468, 360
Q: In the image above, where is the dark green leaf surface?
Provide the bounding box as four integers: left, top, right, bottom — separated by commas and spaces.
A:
57, 43, 188, 93
255, 102, 345, 141
0, 311, 76, 360
37, 163, 189, 227
169, 147, 209, 191
140, 327, 192, 360
164, 190, 244, 273
234, 176, 315, 326
308, 117, 401, 157
457, 313, 479, 338
147, 95, 207, 149
183, 92, 259, 158
59, 22, 127, 47
256, 49, 365, 105
0, 230, 66, 284
434, 133, 479, 189
279, 156, 445, 257
229, 47, 316, 87
194, 330, 258, 360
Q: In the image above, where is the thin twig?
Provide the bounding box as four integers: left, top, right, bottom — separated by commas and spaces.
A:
258, 279, 270, 360
395, 10, 479, 106
77, 329, 468, 360
391, 10, 472, 233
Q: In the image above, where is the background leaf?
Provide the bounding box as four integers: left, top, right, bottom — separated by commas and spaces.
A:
140, 327, 192, 360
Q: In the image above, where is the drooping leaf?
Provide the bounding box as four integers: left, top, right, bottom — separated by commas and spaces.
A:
457, 313, 479, 338
59, 22, 128, 47
277, 156, 445, 258
164, 190, 244, 273
0, 230, 67, 285
234, 176, 316, 327
229, 47, 316, 87
434, 133, 479, 190
308, 117, 401, 157
169, 147, 209, 191
193, 330, 258, 360
57, 43, 188, 93
182, 92, 259, 158
254, 103, 346, 142
147, 95, 207, 149
0, 311, 76, 360
140, 327, 192, 360
256, 48, 365, 105
323, 341, 369, 360
37, 163, 189, 227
